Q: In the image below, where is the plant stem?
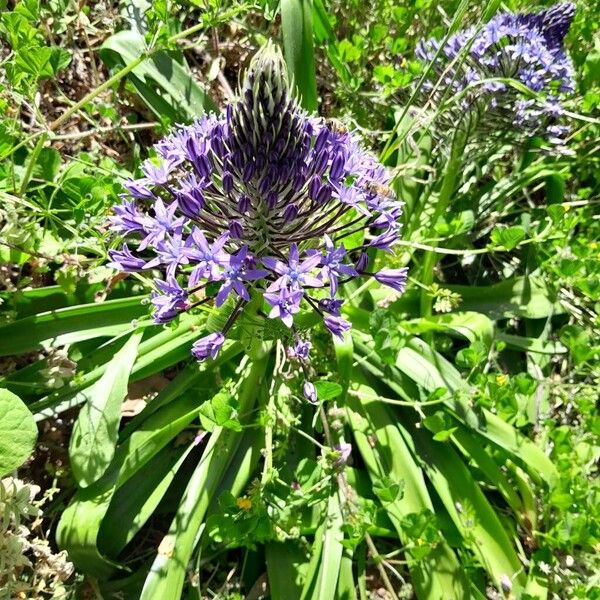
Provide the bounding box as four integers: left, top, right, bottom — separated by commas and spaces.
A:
49, 54, 147, 131
419, 129, 467, 330
18, 133, 47, 196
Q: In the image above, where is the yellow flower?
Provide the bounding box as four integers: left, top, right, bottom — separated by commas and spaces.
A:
236, 496, 252, 511
495, 374, 508, 386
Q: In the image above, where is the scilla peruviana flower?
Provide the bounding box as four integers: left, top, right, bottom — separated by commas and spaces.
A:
415, 3, 575, 144
108, 41, 406, 364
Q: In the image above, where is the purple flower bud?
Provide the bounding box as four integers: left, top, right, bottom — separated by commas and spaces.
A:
318, 298, 343, 316
283, 204, 299, 222
303, 381, 318, 403
324, 315, 351, 339
238, 194, 251, 213
196, 154, 212, 179
229, 220, 243, 239
313, 150, 329, 174
329, 153, 345, 181
309, 176, 321, 200
374, 267, 408, 293
185, 137, 199, 162
266, 191, 278, 210
192, 332, 225, 361
314, 128, 329, 152
177, 190, 204, 218
293, 171, 306, 192
258, 175, 271, 195
242, 161, 255, 182
223, 171, 234, 193
355, 253, 369, 273
316, 184, 332, 205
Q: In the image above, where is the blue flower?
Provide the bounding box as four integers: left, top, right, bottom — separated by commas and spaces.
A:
108, 244, 146, 272
264, 287, 304, 327
416, 3, 575, 143
263, 244, 323, 292
324, 315, 351, 340
374, 268, 409, 293
151, 276, 188, 323
192, 332, 225, 361
108, 42, 407, 360
216, 246, 269, 306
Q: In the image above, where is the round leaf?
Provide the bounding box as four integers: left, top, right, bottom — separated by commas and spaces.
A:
0, 388, 38, 475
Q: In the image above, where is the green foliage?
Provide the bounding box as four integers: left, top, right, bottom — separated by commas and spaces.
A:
1, 0, 598, 598
0, 389, 37, 476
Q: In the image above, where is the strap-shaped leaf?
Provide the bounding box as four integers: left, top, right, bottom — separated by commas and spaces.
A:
281, 0, 318, 112
69, 330, 143, 487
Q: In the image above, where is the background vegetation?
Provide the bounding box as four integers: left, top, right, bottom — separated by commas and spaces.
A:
0, 0, 598, 599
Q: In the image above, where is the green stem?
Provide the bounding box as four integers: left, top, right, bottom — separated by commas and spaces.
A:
49, 18, 223, 133
18, 133, 47, 195
419, 129, 467, 331
49, 54, 147, 131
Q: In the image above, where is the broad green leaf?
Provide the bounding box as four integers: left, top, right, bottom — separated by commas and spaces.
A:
0, 296, 147, 357
100, 31, 216, 122
266, 541, 309, 600
336, 552, 357, 600
368, 276, 563, 321
407, 418, 526, 592
490, 225, 527, 250
402, 311, 494, 348
199, 389, 241, 432
496, 332, 568, 355
98, 444, 192, 557
352, 336, 557, 485
345, 385, 470, 600
140, 354, 269, 599
311, 492, 345, 600
31, 313, 211, 416
281, 0, 318, 112
398, 338, 558, 484
0, 389, 37, 475
69, 331, 142, 487
314, 380, 343, 401
57, 390, 207, 578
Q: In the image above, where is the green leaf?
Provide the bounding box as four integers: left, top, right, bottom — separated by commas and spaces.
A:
312, 492, 345, 600
140, 355, 269, 599
372, 475, 404, 503
496, 332, 567, 355
199, 389, 242, 432
281, 0, 318, 112
266, 541, 309, 600
408, 418, 526, 592
491, 225, 527, 250
368, 276, 562, 321
0, 296, 147, 357
100, 31, 216, 122
69, 331, 142, 487
57, 391, 206, 578
404, 312, 494, 348
0, 389, 37, 475
345, 385, 470, 599
314, 380, 343, 401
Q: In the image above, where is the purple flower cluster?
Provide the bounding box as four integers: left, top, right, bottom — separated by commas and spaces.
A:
416, 3, 575, 142
109, 42, 407, 366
